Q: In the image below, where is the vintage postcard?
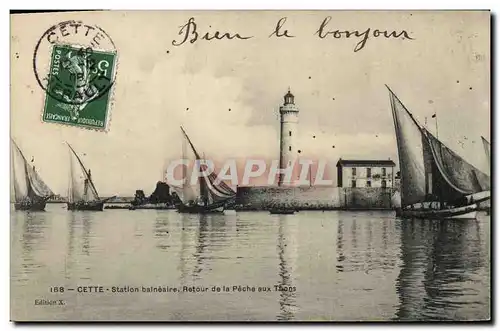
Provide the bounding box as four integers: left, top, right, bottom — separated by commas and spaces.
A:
10, 10, 491, 322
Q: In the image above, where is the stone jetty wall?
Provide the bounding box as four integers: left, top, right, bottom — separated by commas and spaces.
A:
235, 186, 396, 210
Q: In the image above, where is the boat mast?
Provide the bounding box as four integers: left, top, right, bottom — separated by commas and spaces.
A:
309, 163, 313, 187
180, 126, 208, 206
66, 143, 100, 200
434, 112, 439, 141
68, 145, 73, 203
181, 128, 186, 201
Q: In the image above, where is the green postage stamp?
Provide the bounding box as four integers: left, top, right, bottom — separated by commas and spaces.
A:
42, 44, 117, 130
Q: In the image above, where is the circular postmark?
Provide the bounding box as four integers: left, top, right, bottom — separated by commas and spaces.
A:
33, 20, 117, 108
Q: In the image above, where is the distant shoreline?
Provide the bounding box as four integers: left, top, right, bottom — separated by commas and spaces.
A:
10, 197, 135, 204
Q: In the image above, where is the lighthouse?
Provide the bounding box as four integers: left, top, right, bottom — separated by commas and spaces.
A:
279, 88, 299, 186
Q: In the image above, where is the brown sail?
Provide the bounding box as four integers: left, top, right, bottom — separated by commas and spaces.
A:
178, 126, 235, 213
425, 130, 490, 197
388, 86, 490, 209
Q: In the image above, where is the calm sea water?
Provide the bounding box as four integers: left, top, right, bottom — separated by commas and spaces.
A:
10, 204, 490, 321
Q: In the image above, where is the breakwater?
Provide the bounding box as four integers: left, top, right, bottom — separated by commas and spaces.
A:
235, 186, 397, 210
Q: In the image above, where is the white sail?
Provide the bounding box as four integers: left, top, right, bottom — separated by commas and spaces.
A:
11, 144, 28, 202
482, 136, 490, 175
179, 129, 200, 204
28, 165, 54, 197
11, 139, 53, 202
182, 168, 199, 203
67, 144, 100, 203
388, 86, 490, 207
68, 148, 85, 203
388, 87, 427, 206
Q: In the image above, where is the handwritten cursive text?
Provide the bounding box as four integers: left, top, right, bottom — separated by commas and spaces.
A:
269, 17, 295, 38
172, 17, 254, 46
315, 16, 415, 52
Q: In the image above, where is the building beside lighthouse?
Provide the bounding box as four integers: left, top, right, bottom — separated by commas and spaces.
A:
235, 89, 396, 210
279, 89, 299, 186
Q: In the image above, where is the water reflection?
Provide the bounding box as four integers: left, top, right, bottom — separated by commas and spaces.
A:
175, 214, 231, 282
65, 212, 95, 281
178, 214, 189, 286
336, 215, 400, 273
65, 213, 76, 280
154, 215, 170, 251
395, 219, 487, 321
192, 215, 210, 279
336, 219, 345, 272
276, 215, 296, 321
18, 212, 48, 278
81, 213, 92, 256
10, 207, 489, 321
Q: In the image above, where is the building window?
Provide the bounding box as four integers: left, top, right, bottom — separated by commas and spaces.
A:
289, 131, 292, 137
382, 167, 386, 176
289, 146, 292, 151
366, 180, 371, 187
351, 180, 356, 188
366, 168, 372, 178
381, 180, 387, 188
352, 168, 356, 176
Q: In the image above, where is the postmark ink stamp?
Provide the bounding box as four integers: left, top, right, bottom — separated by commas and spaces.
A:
33, 21, 118, 131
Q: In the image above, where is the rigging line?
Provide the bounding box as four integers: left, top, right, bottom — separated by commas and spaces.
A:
435, 112, 439, 141
385, 85, 426, 131
180, 126, 202, 160
66, 142, 100, 200
387, 87, 408, 206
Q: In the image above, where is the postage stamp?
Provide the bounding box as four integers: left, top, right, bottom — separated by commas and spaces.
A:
42, 44, 116, 130
32, 20, 117, 131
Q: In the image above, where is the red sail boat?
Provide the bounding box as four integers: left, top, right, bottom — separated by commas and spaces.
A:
388, 86, 490, 219
11, 139, 54, 211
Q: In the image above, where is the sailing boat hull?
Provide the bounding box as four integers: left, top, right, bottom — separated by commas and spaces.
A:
67, 201, 104, 211
177, 204, 224, 214
396, 203, 478, 220
269, 209, 295, 215
14, 200, 47, 211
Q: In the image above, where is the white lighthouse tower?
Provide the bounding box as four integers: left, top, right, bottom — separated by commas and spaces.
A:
279, 88, 299, 186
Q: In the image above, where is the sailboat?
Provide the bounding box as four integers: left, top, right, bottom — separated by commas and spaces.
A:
388, 86, 490, 220
177, 126, 236, 214
66, 143, 111, 211
481, 136, 490, 172
480, 136, 491, 215
11, 139, 54, 211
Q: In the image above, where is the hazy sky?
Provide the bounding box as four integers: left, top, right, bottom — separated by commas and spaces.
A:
11, 11, 490, 196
